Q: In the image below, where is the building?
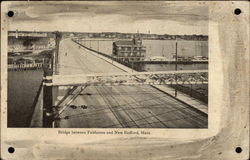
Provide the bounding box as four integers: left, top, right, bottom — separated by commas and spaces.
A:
112, 37, 146, 62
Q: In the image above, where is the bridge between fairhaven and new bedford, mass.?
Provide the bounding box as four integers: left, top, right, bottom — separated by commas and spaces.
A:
30, 35, 208, 128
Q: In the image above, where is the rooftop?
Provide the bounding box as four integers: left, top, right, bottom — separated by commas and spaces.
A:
114, 40, 135, 46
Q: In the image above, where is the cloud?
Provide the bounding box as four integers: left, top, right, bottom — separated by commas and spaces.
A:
7, 1, 208, 35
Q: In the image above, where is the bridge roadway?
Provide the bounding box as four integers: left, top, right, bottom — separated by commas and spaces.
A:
53, 39, 207, 128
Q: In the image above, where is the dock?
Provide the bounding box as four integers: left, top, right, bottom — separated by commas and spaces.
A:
8, 63, 44, 71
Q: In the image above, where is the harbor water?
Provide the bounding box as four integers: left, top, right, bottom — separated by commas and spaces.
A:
8, 70, 43, 127
134, 63, 208, 71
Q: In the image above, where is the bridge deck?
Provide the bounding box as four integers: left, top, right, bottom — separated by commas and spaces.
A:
53, 39, 207, 128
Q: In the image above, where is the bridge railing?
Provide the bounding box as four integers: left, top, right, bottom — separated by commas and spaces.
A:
44, 70, 208, 86
73, 39, 134, 69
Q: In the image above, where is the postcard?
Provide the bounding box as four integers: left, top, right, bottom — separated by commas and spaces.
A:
1, 1, 249, 159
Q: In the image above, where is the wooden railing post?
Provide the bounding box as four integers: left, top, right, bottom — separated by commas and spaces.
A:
42, 31, 61, 127
42, 62, 53, 127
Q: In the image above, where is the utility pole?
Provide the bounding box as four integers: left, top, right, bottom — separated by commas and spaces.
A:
175, 39, 178, 97
175, 40, 178, 70
162, 46, 164, 57
98, 40, 99, 52
132, 61, 134, 72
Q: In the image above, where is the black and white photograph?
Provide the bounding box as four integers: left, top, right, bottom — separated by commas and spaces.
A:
7, 1, 209, 128
2, 1, 250, 160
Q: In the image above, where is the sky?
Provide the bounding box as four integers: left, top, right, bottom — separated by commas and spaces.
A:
6, 1, 208, 35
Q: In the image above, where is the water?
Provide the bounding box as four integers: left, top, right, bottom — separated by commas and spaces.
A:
8, 70, 43, 127
142, 40, 208, 59
134, 63, 208, 72
81, 39, 208, 59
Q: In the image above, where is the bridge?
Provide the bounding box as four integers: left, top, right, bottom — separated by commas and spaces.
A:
31, 37, 208, 128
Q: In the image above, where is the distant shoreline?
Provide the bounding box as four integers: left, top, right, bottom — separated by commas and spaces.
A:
132, 61, 208, 64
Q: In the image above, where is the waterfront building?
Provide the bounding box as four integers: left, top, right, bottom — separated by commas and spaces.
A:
112, 36, 146, 62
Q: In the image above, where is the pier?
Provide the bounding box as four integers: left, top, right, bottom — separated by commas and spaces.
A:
132, 60, 208, 64
8, 63, 44, 71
